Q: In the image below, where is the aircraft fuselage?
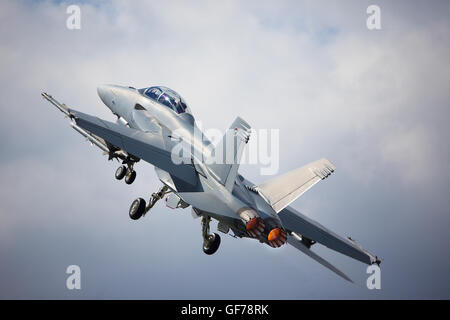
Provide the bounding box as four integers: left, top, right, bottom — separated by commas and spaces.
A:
97, 84, 285, 247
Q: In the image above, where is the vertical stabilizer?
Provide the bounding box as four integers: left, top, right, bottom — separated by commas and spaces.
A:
207, 117, 251, 191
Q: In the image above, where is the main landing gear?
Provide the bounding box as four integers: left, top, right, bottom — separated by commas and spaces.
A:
201, 216, 221, 255
128, 186, 170, 220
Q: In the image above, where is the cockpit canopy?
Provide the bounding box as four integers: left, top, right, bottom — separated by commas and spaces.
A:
140, 86, 190, 114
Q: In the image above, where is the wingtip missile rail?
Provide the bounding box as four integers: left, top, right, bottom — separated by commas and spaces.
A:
41, 92, 71, 117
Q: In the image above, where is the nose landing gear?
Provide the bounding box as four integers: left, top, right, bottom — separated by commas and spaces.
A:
124, 169, 136, 184
115, 157, 138, 184
115, 165, 137, 184
115, 165, 127, 180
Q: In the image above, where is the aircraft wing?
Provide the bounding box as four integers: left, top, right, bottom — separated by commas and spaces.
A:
278, 206, 380, 265
42, 93, 198, 186
42, 93, 131, 161
258, 158, 336, 213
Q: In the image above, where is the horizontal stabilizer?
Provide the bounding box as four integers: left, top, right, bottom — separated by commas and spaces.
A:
287, 234, 352, 282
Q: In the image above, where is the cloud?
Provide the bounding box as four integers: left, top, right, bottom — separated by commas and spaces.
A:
1, 0, 450, 298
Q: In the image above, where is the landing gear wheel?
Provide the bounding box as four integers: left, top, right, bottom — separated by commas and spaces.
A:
115, 165, 127, 180
203, 233, 221, 255
125, 170, 136, 184
129, 198, 146, 220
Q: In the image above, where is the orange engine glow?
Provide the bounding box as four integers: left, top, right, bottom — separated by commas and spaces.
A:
268, 228, 281, 241
238, 208, 264, 237
267, 227, 287, 248
244, 217, 265, 237
246, 217, 259, 231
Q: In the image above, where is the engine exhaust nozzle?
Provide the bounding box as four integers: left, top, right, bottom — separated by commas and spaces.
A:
267, 227, 287, 248
237, 208, 265, 238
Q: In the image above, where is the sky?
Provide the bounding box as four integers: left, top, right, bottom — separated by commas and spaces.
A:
0, 0, 450, 299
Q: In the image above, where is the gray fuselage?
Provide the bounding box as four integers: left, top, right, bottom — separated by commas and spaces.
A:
97, 84, 283, 242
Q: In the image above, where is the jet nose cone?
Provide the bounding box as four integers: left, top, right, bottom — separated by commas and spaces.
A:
97, 84, 108, 99
97, 84, 114, 107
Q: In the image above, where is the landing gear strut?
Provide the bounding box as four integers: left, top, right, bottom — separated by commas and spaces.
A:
128, 186, 170, 220
201, 216, 221, 255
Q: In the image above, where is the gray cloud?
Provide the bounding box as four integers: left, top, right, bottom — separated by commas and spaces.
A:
0, 0, 449, 298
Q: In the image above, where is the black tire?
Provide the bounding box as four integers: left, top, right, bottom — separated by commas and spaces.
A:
125, 170, 136, 184
203, 233, 221, 255
129, 198, 146, 220
115, 166, 127, 180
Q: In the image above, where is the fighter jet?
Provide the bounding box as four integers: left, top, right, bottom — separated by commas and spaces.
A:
42, 85, 380, 282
